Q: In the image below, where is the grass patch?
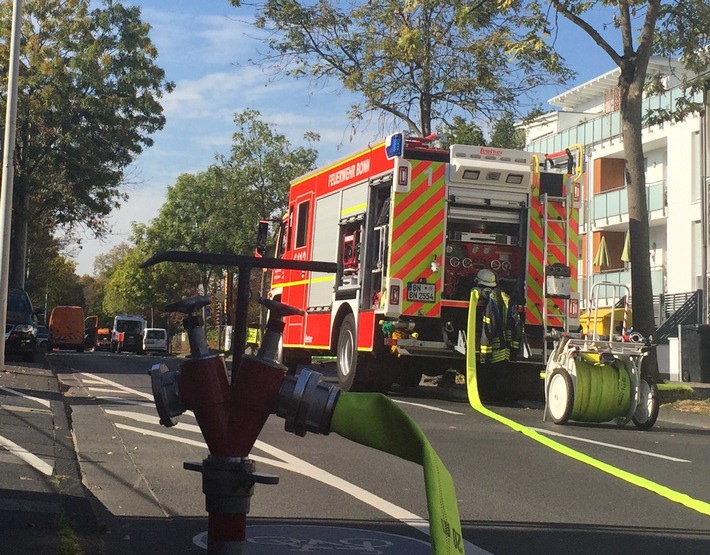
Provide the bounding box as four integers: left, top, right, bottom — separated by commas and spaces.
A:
657, 382, 694, 392
57, 513, 83, 555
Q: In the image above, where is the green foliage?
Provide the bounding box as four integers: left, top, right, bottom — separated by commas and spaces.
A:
0, 0, 172, 286
510, 0, 710, 365
24, 221, 84, 316
439, 117, 486, 146
245, 0, 573, 136
489, 112, 526, 149
439, 111, 526, 148
101, 109, 319, 325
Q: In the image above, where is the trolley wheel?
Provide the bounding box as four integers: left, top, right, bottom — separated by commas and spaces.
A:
632, 378, 659, 430
547, 368, 574, 425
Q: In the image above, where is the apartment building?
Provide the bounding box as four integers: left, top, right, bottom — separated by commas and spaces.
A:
523, 57, 709, 380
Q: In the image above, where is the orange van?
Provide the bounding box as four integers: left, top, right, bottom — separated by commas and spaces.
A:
48, 306, 86, 352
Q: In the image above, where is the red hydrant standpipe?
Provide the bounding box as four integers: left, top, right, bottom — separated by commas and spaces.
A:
150, 295, 340, 554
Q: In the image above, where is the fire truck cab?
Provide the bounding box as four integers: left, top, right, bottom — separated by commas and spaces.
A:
270, 133, 581, 395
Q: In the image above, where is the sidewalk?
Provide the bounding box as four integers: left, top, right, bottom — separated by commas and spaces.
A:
0, 356, 101, 554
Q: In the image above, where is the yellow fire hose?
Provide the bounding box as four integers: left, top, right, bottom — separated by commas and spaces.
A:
331, 393, 464, 554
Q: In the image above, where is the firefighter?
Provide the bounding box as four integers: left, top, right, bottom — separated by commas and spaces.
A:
473, 269, 520, 364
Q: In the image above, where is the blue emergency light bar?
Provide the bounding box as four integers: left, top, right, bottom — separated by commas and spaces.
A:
385, 133, 404, 159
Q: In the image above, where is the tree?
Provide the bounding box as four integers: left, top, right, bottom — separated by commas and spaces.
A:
219, 108, 319, 228
0, 0, 173, 288
24, 220, 84, 315
439, 116, 486, 146
239, 0, 572, 137
219, 108, 319, 325
504, 0, 710, 378
102, 245, 154, 317
489, 111, 526, 149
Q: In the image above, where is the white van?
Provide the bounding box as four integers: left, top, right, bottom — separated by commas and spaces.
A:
142, 328, 168, 353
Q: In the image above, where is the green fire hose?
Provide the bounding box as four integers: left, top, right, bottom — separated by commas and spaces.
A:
331, 392, 464, 555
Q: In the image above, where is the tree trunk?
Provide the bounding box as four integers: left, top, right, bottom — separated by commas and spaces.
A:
9, 189, 28, 289
620, 67, 660, 381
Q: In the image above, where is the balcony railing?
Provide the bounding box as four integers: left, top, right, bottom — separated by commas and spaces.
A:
527, 87, 702, 154
591, 180, 666, 223
580, 268, 664, 307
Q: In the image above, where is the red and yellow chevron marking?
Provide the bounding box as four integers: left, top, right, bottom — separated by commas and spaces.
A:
526, 172, 580, 327
390, 160, 446, 317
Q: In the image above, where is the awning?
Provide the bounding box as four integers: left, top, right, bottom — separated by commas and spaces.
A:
621, 230, 630, 264
594, 236, 610, 268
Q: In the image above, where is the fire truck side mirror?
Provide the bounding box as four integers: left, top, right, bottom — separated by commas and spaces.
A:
256, 220, 269, 257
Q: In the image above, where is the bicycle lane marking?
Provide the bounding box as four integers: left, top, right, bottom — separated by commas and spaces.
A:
108, 410, 488, 554
0, 386, 54, 475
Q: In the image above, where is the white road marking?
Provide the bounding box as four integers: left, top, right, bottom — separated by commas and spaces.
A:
80, 372, 154, 400
0, 434, 53, 476
0, 386, 51, 408
394, 399, 466, 415
115, 422, 486, 554
88, 387, 137, 394
530, 427, 691, 463
0, 386, 55, 474
111, 408, 487, 554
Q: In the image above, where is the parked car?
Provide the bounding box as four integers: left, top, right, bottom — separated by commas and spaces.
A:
5, 288, 41, 362
142, 328, 168, 354
36, 325, 52, 352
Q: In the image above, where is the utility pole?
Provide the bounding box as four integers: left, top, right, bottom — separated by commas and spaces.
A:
0, 0, 24, 369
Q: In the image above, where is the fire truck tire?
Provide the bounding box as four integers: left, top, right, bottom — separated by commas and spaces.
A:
632, 378, 659, 431
336, 314, 364, 391
546, 368, 574, 424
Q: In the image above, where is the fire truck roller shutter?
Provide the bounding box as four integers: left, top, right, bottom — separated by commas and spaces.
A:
310, 193, 341, 307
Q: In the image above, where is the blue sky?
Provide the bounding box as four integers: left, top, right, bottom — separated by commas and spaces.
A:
73, 0, 618, 275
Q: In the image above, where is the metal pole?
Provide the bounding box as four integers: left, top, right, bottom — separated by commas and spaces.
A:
0, 0, 24, 369
702, 81, 709, 323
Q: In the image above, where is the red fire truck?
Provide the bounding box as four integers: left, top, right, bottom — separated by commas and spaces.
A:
270, 133, 582, 394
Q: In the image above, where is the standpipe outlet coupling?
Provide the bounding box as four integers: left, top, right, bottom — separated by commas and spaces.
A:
150, 363, 184, 427
277, 368, 341, 436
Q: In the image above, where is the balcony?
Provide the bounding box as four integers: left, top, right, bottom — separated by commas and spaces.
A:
591, 180, 666, 227
527, 87, 701, 155
580, 268, 665, 308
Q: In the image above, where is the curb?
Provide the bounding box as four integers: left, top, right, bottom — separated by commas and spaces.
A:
658, 406, 710, 429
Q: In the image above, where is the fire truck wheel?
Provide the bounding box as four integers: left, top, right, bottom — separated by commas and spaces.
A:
546, 368, 573, 424
337, 314, 363, 391
632, 378, 659, 430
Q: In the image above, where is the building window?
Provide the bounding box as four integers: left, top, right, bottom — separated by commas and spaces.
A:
692, 131, 701, 203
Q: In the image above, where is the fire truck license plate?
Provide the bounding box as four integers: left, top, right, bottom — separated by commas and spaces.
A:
407, 282, 435, 302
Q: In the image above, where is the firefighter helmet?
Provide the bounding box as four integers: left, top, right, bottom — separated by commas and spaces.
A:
475, 269, 497, 288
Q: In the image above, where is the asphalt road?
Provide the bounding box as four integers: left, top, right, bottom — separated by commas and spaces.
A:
46, 351, 710, 554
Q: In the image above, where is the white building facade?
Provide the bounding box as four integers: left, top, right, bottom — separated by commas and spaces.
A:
523, 58, 709, 380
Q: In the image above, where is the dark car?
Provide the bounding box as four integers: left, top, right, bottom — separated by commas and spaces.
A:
5, 288, 41, 362
36, 324, 52, 352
